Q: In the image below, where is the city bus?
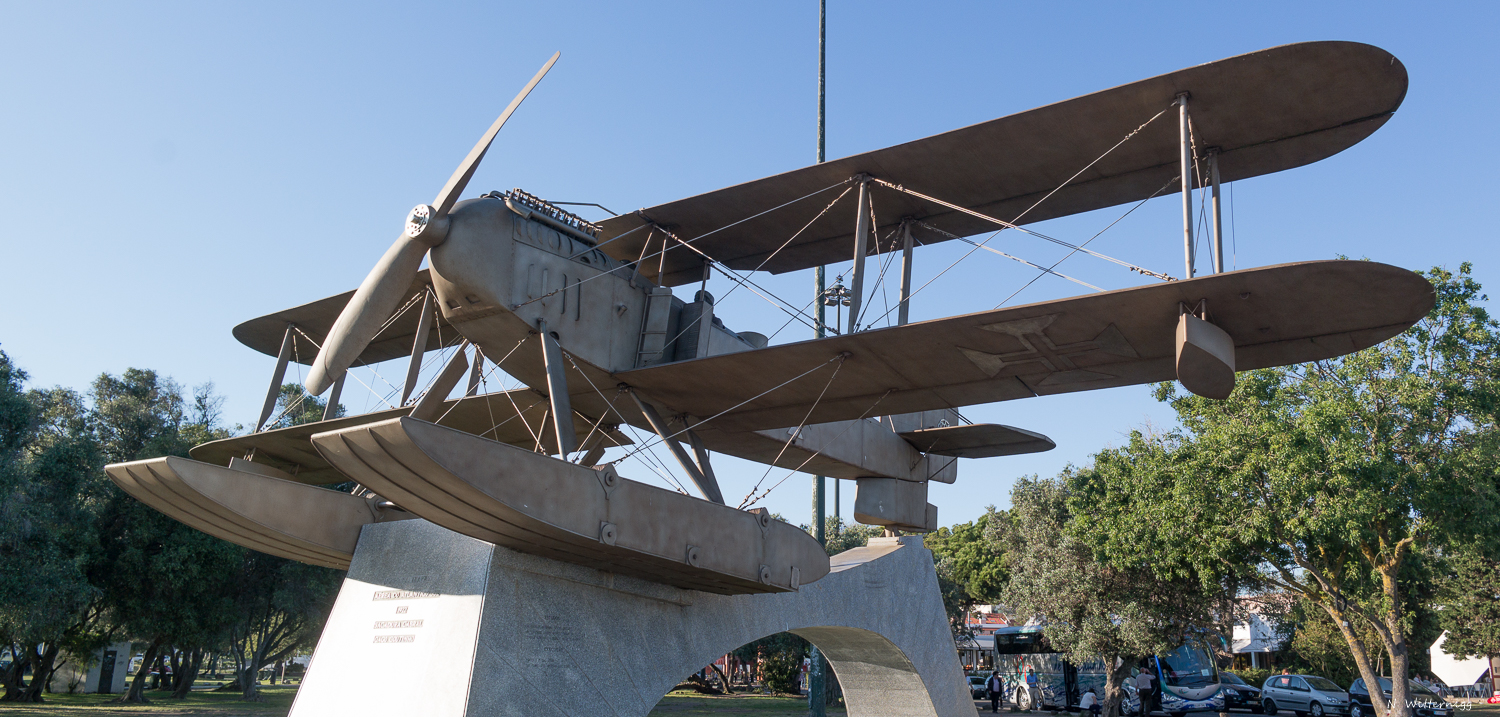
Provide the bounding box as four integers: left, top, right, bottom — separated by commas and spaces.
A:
989, 625, 1225, 715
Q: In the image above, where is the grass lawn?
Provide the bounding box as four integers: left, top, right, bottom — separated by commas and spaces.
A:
0, 685, 297, 716
2, 689, 1494, 716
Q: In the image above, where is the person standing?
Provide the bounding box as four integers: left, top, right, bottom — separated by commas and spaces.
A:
1135, 661, 1157, 716
988, 671, 1004, 713
1025, 665, 1041, 711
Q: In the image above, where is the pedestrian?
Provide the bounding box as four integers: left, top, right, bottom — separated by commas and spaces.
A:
989, 671, 1004, 713
1081, 687, 1101, 717
1280, 668, 1290, 676
1135, 660, 1157, 716
1025, 665, 1042, 711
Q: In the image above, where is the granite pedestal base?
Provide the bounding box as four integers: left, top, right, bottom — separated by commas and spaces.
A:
289, 519, 974, 717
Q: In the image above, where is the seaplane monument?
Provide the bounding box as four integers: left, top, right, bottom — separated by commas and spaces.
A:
106, 42, 1429, 717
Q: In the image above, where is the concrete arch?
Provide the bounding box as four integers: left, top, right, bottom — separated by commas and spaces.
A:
291, 520, 976, 717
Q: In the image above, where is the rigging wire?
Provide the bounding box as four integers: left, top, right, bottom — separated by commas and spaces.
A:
737, 354, 849, 506
512, 179, 853, 311
1231, 181, 1238, 270
995, 175, 1179, 309
873, 178, 1173, 282
915, 220, 1102, 292
557, 349, 690, 494
738, 389, 893, 509
612, 354, 846, 463
855, 105, 1176, 329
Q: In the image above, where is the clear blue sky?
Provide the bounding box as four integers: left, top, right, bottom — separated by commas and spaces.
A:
3, 1, 1496, 528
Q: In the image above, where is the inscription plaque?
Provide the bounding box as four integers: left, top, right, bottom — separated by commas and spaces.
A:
374, 620, 424, 629
372, 590, 438, 601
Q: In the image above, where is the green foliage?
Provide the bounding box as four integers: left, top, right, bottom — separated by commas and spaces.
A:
1003, 475, 1231, 662
925, 511, 1007, 630
267, 384, 341, 429
820, 517, 882, 556
1435, 549, 1500, 659
0, 353, 343, 704
1069, 265, 1500, 717
733, 632, 807, 694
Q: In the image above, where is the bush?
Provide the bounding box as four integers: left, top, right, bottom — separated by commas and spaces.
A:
761, 649, 802, 694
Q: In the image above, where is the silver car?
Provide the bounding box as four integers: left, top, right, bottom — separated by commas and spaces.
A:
1261, 675, 1350, 717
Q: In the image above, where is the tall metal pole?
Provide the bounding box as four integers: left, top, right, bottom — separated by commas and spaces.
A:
809, 3, 828, 714
1209, 150, 1224, 274
1178, 94, 1195, 279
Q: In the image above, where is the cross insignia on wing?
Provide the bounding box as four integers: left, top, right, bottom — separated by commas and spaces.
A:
959, 314, 1140, 386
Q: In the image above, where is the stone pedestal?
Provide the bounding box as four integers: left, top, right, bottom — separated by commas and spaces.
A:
290, 519, 975, 717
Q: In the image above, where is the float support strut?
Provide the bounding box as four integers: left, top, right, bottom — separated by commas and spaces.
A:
538, 321, 578, 457
401, 291, 435, 405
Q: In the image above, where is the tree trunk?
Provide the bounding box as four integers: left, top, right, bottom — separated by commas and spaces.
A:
1102, 654, 1136, 717
117, 638, 163, 704
709, 661, 733, 694
0, 646, 30, 701
171, 649, 204, 699
14, 643, 59, 703
160, 646, 179, 691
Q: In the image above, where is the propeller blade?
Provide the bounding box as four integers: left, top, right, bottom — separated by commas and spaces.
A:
430, 51, 559, 218
303, 52, 560, 396
306, 232, 431, 396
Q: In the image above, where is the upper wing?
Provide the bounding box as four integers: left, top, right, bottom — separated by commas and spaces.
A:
614, 261, 1433, 432
596, 42, 1407, 286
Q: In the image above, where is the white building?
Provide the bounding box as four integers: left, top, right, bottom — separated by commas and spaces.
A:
1232, 609, 1287, 669
47, 642, 131, 694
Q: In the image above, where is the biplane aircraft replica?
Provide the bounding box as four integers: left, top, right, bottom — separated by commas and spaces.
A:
108, 41, 1432, 596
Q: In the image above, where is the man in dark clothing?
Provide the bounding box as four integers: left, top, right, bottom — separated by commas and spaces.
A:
988, 671, 1004, 713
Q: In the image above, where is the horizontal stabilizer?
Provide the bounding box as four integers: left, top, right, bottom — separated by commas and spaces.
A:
899, 424, 1055, 459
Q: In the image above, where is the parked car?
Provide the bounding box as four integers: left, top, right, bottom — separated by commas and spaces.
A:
1261, 675, 1350, 717
1221, 673, 1263, 712
969, 675, 990, 699
1348, 678, 1453, 717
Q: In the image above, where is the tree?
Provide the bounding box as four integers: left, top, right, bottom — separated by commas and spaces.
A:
222, 554, 341, 701
926, 511, 1007, 633
1076, 265, 1500, 717
1003, 476, 1234, 717
732, 632, 808, 694
87, 369, 244, 703
268, 384, 339, 429
0, 353, 104, 702
1435, 549, 1500, 660
820, 516, 882, 555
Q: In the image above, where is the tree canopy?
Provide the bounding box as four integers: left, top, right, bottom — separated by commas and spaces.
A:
0, 353, 344, 703
1070, 264, 1500, 717
1001, 475, 1232, 717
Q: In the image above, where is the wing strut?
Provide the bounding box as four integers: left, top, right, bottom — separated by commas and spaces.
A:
847, 176, 872, 334
1178, 94, 1196, 278
255, 324, 295, 433
629, 390, 724, 504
